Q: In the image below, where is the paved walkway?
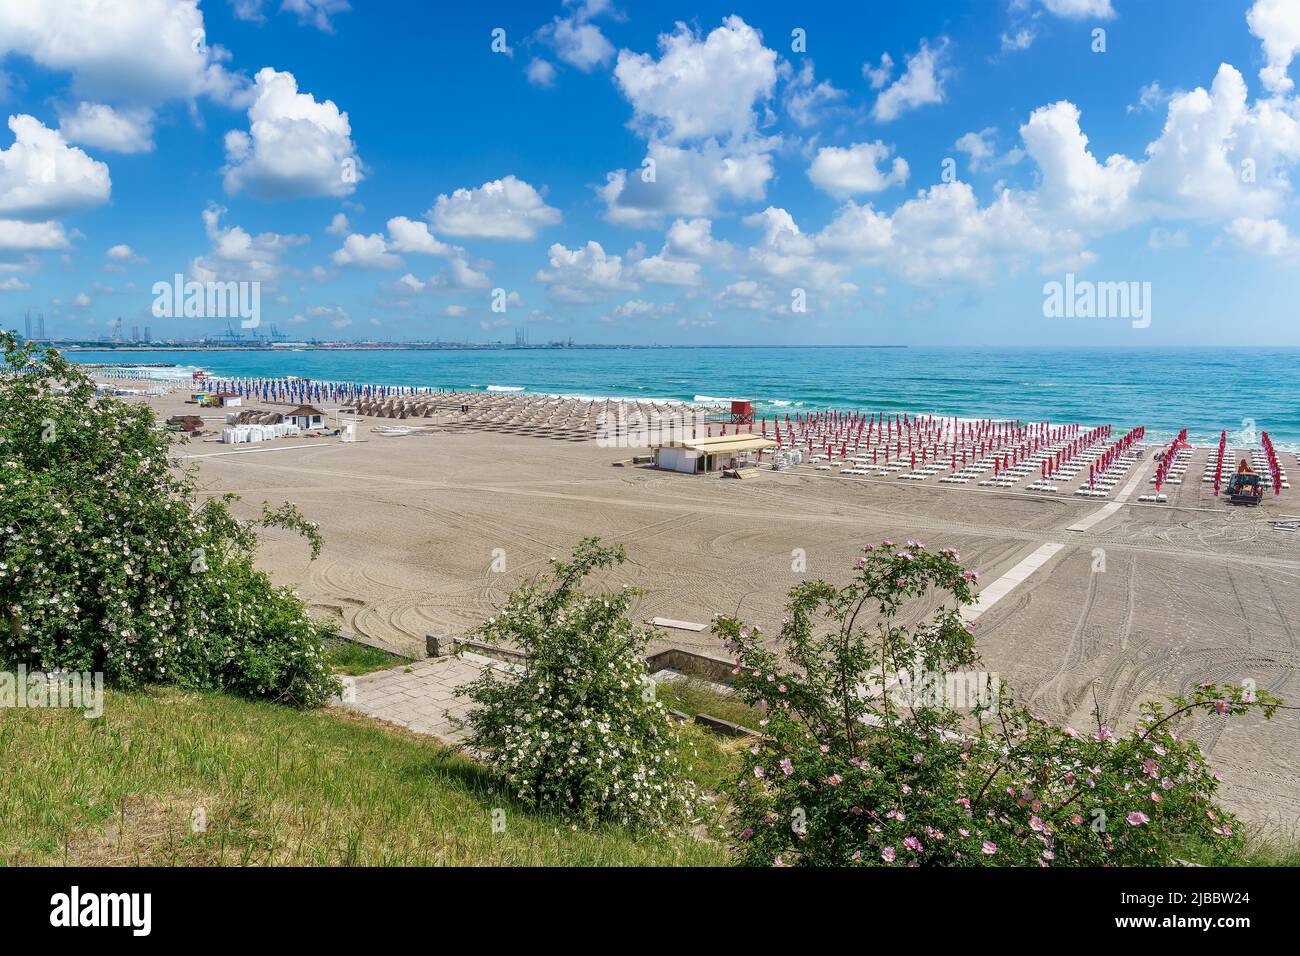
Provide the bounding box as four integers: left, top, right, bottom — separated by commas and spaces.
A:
337, 653, 505, 742
961, 457, 1154, 623
1066, 458, 1152, 532
961, 541, 1064, 622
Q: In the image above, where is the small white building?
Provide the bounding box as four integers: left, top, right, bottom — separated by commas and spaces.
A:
653, 433, 776, 474
285, 404, 326, 430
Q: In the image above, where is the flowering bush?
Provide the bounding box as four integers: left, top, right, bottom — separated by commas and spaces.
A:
719, 540, 1282, 866
456, 538, 698, 831
0, 333, 338, 707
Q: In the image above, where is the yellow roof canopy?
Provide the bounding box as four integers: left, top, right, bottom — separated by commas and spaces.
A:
662, 434, 776, 454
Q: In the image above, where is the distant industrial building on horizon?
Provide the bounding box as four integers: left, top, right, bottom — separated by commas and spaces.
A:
23, 308, 46, 341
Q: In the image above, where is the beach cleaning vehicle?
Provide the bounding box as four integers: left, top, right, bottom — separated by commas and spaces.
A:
1226, 472, 1264, 506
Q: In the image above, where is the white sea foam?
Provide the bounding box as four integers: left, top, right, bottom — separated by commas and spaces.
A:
545, 391, 693, 405
86, 364, 202, 382
693, 394, 748, 404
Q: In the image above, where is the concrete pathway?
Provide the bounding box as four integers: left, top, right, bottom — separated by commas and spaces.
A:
1066, 457, 1152, 533
179, 442, 334, 460
961, 541, 1064, 622
337, 653, 505, 742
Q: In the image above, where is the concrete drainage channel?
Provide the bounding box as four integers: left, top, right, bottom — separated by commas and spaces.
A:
417, 631, 762, 738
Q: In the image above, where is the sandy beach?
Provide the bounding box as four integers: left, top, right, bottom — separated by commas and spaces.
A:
117, 380, 1300, 830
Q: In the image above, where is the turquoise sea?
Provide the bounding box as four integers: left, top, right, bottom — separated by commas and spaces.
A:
63, 346, 1300, 451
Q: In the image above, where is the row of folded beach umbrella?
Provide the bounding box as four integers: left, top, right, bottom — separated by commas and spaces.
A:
177, 375, 1295, 499
196, 376, 437, 407
197, 376, 727, 442
1261, 431, 1284, 495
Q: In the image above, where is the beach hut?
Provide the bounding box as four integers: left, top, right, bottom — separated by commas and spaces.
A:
653, 433, 777, 474
285, 404, 327, 430
208, 391, 242, 408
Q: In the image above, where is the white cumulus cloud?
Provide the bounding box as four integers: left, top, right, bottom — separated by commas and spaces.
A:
614, 16, 776, 144
1248, 0, 1300, 94
223, 67, 363, 200
386, 216, 457, 256
58, 103, 154, 154
0, 114, 111, 220
872, 39, 950, 122
0, 0, 244, 104
599, 139, 774, 227
428, 175, 561, 240
0, 219, 68, 251
782, 60, 848, 128
1037, 0, 1115, 18
1226, 216, 1300, 258
552, 18, 615, 72
808, 141, 909, 197
602, 17, 780, 225
233, 1, 351, 32
537, 240, 637, 302
1020, 100, 1139, 226
331, 232, 402, 269
191, 203, 308, 284
106, 243, 145, 264
1134, 64, 1300, 221
526, 58, 557, 88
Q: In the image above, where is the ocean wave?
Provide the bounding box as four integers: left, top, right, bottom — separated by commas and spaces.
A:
1020, 382, 1141, 390
92, 365, 202, 382
485, 385, 525, 392
542, 392, 691, 405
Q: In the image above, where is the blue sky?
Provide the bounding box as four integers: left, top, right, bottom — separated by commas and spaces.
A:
2, 0, 1299, 346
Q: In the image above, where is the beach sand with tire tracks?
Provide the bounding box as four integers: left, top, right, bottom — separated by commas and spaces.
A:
122, 385, 1300, 831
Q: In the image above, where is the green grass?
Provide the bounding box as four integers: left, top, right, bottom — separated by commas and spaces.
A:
677, 722, 747, 796
656, 677, 764, 731
1174, 825, 1300, 867
323, 638, 412, 676
7, 686, 1287, 867
0, 688, 729, 866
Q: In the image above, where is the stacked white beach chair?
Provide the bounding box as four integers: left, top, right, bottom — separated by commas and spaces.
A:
220, 423, 301, 444
1148, 446, 1191, 485
1076, 448, 1139, 499
1136, 444, 1190, 502
1248, 449, 1290, 489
